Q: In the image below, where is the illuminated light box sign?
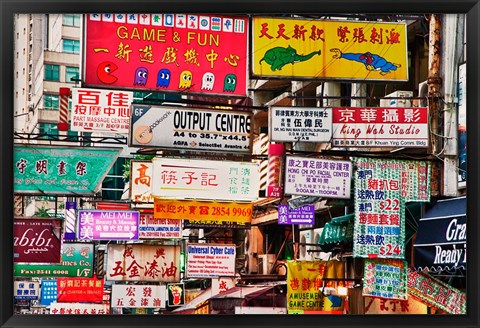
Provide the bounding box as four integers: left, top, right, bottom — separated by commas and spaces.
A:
77, 210, 139, 241
186, 243, 236, 278
130, 104, 252, 153
84, 14, 248, 96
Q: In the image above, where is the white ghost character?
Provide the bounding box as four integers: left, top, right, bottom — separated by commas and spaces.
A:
201, 72, 215, 90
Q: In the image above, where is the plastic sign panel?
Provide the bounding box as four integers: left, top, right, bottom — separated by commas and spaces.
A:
364, 296, 428, 314
14, 145, 121, 195
332, 107, 428, 148
71, 88, 133, 134
106, 244, 181, 282
130, 104, 252, 153
14, 218, 62, 263
112, 284, 167, 308
40, 280, 58, 306
362, 259, 407, 300
49, 302, 110, 315
167, 283, 185, 306
139, 212, 182, 239
77, 210, 140, 241
277, 204, 315, 225
152, 157, 260, 202
252, 17, 408, 81
186, 243, 236, 278
57, 277, 104, 303
130, 160, 154, 204
14, 281, 40, 300
284, 156, 352, 198
269, 107, 332, 142
84, 14, 248, 96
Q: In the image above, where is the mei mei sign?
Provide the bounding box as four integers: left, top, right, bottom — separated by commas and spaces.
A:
84, 14, 248, 96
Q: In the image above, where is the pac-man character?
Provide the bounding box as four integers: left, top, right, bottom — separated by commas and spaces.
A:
201, 72, 215, 90
96, 61, 118, 84
223, 74, 237, 92
156, 68, 171, 88
134, 67, 148, 86
178, 70, 192, 89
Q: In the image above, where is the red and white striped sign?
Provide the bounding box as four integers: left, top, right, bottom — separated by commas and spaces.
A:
58, 88, 70, 131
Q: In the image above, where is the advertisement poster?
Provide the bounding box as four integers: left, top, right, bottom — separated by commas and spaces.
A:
57, 277, 104, 303
14, 145, 121, 195
186, 243, 236, 278
151, 157, 260, 202
106, 244, 181, 282
14, 281, 39, 300
284, 156, 352, 199
130, 160, 154, 205
277, 204, 315, 225
252, 17, 408, 81
84, 14, 248, 96
332, 107, 429, 148
14, 218, 62, 263
76, 210, 139, 241
362, 259, 407, 300
269, 107, 332, 142
49, 302, 110, 315
71, 87, 133, 134
139, 212, 182, 239
130, 104, 252, 153
111, 284, 167, 308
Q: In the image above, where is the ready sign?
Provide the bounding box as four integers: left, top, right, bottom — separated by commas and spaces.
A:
77, 210, 139, 241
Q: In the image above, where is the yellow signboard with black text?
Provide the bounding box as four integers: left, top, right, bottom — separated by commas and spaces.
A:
252, 17, 408, 81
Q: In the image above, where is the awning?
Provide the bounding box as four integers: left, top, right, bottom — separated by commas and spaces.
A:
414, 196, 466, 272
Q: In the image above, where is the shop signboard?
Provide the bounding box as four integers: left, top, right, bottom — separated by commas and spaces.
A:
84, 14, 248, 96
14, 243, 94, 278
71, 87, 133, 134
14, 218, 62, 263
130, 160, 154, 205
186, 243, 236, 278
40, 280, 58, 306
252, 17, 408, 81
14, 145, 121, 195
57, 276, 104, 303
14, 281, 39, 300
154, 198, 252, 223
111, 284, 167, 308
269, 107, 332, 142
139, 212, 182, 239
167, 283, 185, 307
184, 219, 250, 229
151, 157, 260, 201
277, 204, 315, 225
284, 156, 352, 198
130, 105, 252, 153
364, 296, 428, 314
362, 259, 407, 300
106, 244, 181, 282
76, 210, 139, 241
49, 302, 110, 314
332, 107, 428, 148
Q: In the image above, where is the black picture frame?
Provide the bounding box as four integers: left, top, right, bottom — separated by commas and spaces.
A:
1, 1, 479, 328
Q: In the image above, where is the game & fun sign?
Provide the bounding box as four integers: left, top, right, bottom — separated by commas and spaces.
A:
284, 156, 352, 198
71, 87, 133, 134
76, 210, 139, 241
84, 14, 248, 96
130, 104, 252, 153
186, 243, 236, 278
277, 204, 315, 225
139, 212, 182, 239
111, 284, 167, 308
332, 107, 428, 148
151, 157, 260, 201
362, 259, 407, 300
252, 17, 408, 81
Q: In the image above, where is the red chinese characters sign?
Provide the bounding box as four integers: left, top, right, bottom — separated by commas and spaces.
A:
111, 284, 167, 308
84, 14, 248, 96
57, 277, 104, 303
106, 244, 181, 282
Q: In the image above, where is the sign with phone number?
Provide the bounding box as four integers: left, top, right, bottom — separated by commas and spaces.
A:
154, 198, 252, 223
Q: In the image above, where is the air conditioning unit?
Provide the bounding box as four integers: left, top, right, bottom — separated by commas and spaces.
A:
298, 229, 314, 260
258, 254, 276, 274
417, 80, 428, 107
313, 228, 332, 261
244, 226, 264, 274
379, 90, 413, 108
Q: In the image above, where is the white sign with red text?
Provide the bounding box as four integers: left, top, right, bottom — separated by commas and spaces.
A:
71, 88, 133, 134
130, 160, 154, 205
332, 107, 428, 148
186, 244, 236, 278
151, 158, 260, 202
138, 212, 182, 239
111, 284, 167, 308
48, 302, 110, 315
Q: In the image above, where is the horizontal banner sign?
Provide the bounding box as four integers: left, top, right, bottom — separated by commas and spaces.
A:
332, 107, 428, 148
49, 302, 110, 315
84, 14, 248, 96
71, 87, 133, 134
112, 284, 167, 308
186, 243, 236, 278
14, 145, 121, 195
77, 210, 139, 241
139, 212, 182, 239
130, 105, 252, 153
184, 219, 250, 229
269, 107, 332, 142
152, 157, 260, 201
57, 277, 104, 303
154, 198, 253, 223
284, 156, 352, 198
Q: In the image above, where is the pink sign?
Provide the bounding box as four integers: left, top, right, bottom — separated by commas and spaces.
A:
84, 14, 248, 96
77, 210, 139, 241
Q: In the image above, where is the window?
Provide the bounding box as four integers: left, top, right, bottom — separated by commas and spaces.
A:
102, 157, 127, 200
45, 64, 60, 81
66, 66, 79, 83
62, 39, 80, 54
43, 94, 59, 110
63, 14, 81, 27
39, 123, 58, 138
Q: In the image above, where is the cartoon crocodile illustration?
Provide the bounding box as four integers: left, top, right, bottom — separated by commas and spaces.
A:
259, 46, 321, 71
330, 48, 401, 75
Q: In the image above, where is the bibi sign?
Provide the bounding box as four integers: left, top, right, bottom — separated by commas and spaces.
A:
77, 210, 139, 241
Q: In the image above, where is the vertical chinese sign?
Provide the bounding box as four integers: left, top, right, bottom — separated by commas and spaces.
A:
130, 160, 154, 205
252, 17, 408, 81
84, 14, 248, 96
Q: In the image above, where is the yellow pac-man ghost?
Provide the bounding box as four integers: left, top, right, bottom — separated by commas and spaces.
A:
178, 70, 192, 89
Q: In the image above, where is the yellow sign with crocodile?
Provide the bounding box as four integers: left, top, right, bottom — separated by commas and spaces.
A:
252, 17, 408, 81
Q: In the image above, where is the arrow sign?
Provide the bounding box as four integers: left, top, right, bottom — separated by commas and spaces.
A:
77, 210, 139, 241
289, 218, 314, 224
99, 231, 136, 239
277, 204, 315, 225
